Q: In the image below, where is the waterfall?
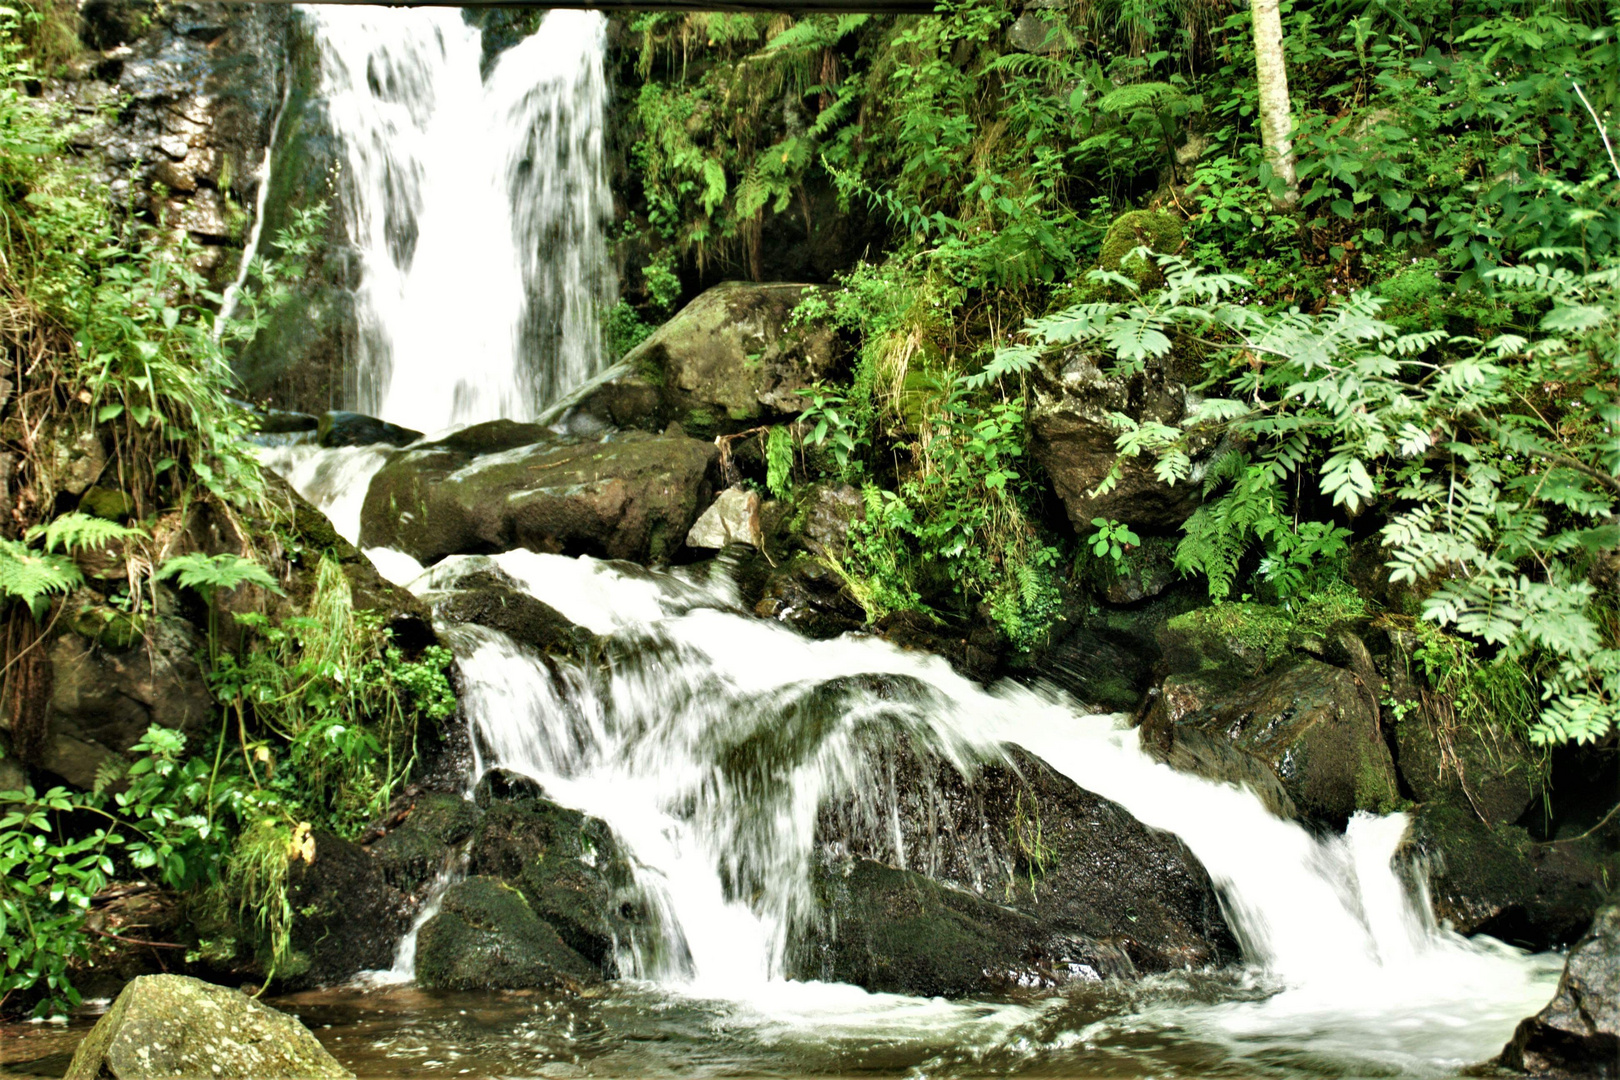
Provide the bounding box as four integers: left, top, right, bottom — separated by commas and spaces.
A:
303, 6, 615, 433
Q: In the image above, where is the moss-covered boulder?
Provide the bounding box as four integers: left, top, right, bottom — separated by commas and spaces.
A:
1498, 904, 1620, 1076
1140, 659, 1400, 824
795, 857, 1134, 997
750, 554, 868, 639
414, 876, 597, 991
568, 282, 845, 437
1393, 711, 1539, 828
1400, 803, 1616, 951
416, 559, 598, 661
368, 793, 480, 896
466, 796, 648, 976
358, 425, 718, 566
281, 830, 409, 988
1096, 210, 1184, 287
64, 974, 352, 1079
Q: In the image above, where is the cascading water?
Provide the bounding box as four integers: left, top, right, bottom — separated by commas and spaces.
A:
304, 5, 614, 433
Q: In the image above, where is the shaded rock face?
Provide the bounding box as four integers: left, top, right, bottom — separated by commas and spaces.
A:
1392, 709, 1539, 829
415, 876, 598, 991
1140, 659, 1399, 825
368, 793, 479, 898
417, 561, 597, 661
1498, 904, 1620, 1078
1400, 803, 1617, 951
359, 424, 719, 566
571, 282, 845, 437
317, 410, 423, 449
281, 831, 409, 989
50, 3, 291, 290
466, 797, 648, 976
1028, 350, 1206, 534
797, 729, 1238, 994
63, 974, 352, 1080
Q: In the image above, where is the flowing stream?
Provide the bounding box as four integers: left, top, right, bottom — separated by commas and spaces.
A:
229, 10, 1571, 1079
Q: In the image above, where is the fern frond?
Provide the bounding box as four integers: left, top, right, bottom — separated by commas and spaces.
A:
0, 539, 84, 614
27, 512, 145, 554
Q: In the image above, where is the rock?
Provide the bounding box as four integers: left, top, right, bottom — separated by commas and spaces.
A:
359, 426, 719, 566
240, 401, 320, 436
803, 712, 1237, 985
1008, 9, 1064, 53
1100, 535, 1178, 605
53, 429, 107, 496
466, 797, 647, 975
43, 615, 214, 788
317, 410, 423, 449
571, 282, 845, 437
79, 0, 157, 50
1096, 209, 1184, 287
419, 560, 596, 660
1140, 659, 1399, 824
1400, 803, 1616, 951
686, 486, 763, 549
1393, 709, 1538, 828
415, 876, 597, 990
472, 767, 549, 809
790, 482, 864, 559
0, 736, 26, 793
78, 485, 136, 521
281, 830, 408, 988
1498, 905, 1620, 1077
796, 857, 1134, 997
1029, 349, 1206, 534
63, 974, 352, 1079
368, 793, 480, 896
752, 555, 867, 639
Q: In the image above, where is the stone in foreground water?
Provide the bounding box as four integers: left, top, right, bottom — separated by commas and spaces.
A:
64, 974, 352, 1080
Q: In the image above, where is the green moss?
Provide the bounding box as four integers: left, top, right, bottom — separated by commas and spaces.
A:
1166, 584, 1366, 671
1097, 210, 1185, 285
1355, 742, 1404, 814
683, 407, 718, 438
69, 605, 145, 650
78, 486, 134, 521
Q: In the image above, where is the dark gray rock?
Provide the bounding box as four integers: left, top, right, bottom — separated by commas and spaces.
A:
281, 830, 409, 989
420, 561, 597, 660
415, 876, 597, 991
368, 793, 479, 896
1498, 904, 1620, 1077
317, 410, 423, 449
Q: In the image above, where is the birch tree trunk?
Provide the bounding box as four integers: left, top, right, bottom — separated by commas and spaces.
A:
1250, 0, 1299, 207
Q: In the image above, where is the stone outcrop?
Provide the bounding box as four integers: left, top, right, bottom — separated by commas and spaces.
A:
414, 876, 598, 992
568, 282, 846, 437
686, 486, 763, 549
416, 560, 597, 661
63, 974, 352, 1079
359, 423, 719, 566
280, 830, 409, 988
1497, 904, 1620, 1077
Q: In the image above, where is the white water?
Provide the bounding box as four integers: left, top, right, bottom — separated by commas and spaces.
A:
303, 6, 615, 433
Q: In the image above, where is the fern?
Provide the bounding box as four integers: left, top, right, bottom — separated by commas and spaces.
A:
155, 552, 282, 601
766, 425, 794, 500
26, 512, 145, 554
0, 538, 83, 617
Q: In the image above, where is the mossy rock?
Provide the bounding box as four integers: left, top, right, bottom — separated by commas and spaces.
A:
415, 876, 597, 990
64, 974, 352, 1079
1394, 712, 1540, 827
1096, 210, 1184, 286
369, 793, 480, 894
78, 485, 136, 522
419, 562, 597, 662
69, 604, 146, 650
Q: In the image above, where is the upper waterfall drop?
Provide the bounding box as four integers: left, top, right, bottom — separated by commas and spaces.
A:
303, 6, 615, 434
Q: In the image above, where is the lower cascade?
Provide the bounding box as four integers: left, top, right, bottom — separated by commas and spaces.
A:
264, 451, 1561, 1076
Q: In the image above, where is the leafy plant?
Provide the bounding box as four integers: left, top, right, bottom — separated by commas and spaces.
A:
1089, 517, 1141, 569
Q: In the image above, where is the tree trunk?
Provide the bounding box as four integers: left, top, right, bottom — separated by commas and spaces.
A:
1250, 0, 1298, 207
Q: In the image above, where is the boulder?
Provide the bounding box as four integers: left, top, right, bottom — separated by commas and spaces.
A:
1393, 709, 1538, 828
789, 482, 865, 559
417, 561, 596, 660
63, 974, 352, 1079
1498, 904, 1620, 1077
1400, 802, 1616, 951
359, 425, 719, 566
1096, 210, 1184, 287
751, 555, 867, 639
466, 797, 647, 975
281, 830, 409, 988
317, 410, 423, 449
1028, 349, 1206, 534
1139, 659, 1400, 823
686, 486, 763, 549
414, 876, 597, 991
368, 793, 480, 896
472, 766, 550, 809
795, 856, 1135, 997
570, 281, 845, 437
804, 712, 1237, 984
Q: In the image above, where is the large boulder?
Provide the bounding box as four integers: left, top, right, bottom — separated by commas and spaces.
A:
1400, 803, 1616, 951
796, 857, 1134, 997
1392, 707, 1538, 828
414, 876, 598, 991
63, 974, 352, 1079
466, 790, 648, 976
1497, 905, 1620, 1077
280, 830, 409, 988
801, 709, 1237, 986
1139, 659, 1400, 824
359, 425, 719, 565
367, 792, 480, 898
415, 559, 597, 661
569, 282, 845, 437
1028, 349, 1207, 534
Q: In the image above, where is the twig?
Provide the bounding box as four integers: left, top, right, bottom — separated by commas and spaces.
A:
1540, 799, 1620, 846
88, 926, 186, 949
1571, 81, 1620, 184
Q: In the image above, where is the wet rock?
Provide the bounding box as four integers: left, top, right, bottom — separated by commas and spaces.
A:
797, 857, 1134, 997
80, 0, 157, 50
415, 876, 597, 991
1029, 349, 1206, 534
1498, 904, 1620, 1077
281, 830, 409, 988
809, 722, 1237, 983
1139, 659, 1399, 824
369, 793, 479, 895
473, 767, 550, 808
1400, 803, 1616, 951
317, 410, 423, 449
571, 281, 845, 437
1393, 710, 1538, 828
752, 555, 867, 639
240, 401, 320, 436
467, 797, 646, 975
686, 486, 763, 549
360, 426, 719, 566
790, 482, 864, 559
63, 974, 352, 1079
420, 562, 596, 660
1100, 536, 1178, 605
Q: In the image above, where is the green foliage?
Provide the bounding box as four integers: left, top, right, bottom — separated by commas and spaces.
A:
603, 299, 656, 360
1088, 517, 1140, 568
155, 552, 282, 604
765, 424, 795, 499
